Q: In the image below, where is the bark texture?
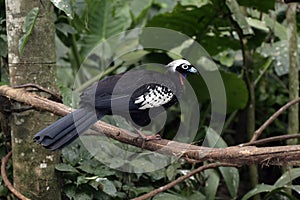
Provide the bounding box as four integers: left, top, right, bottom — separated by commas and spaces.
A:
5, 1, 61, 199
286, 3, 299, 145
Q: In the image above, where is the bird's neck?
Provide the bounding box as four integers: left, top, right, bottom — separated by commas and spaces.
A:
179, 74, 185, 85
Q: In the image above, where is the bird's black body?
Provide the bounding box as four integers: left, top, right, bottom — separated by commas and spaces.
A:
34, 60, 198, 150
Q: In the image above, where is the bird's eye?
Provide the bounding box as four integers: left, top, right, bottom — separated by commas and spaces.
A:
181, 64, 189, 70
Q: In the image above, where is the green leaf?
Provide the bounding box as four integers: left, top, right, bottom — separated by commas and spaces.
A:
219, 166, 239, 198
79, 0, 132, 57
63, 184, 77, 199
50, 0, 73, 19
287, 185, 300, 195
132, 186, 155, 196
130, 0, 152, 23
219, 52, 235, 67
55, 163, 79, 173
99, 179, 117, 197
241, 184, 276, 200
225, 0, 253, 35
258, 40, 300, 76
77, 160, 116, 177
166, 164, 178, 181
204, 168, 220, 200
153, 0, 177, 14
188, 191, 206, 200
56, 22, 77, 36
131, 158, 156, 174
275, 168, 300, 187
263, 14, 287, 40
74, 192, 92, 200
189, 69, 248, 113
153, 193, 186, 200
18, 7, 39, 56
222, 71, 248, 112
205, 127, 228, 148
147, 4, 215, 38
246, 17, 269, 32
180, 0, 210, 7
77, 176, 90, 186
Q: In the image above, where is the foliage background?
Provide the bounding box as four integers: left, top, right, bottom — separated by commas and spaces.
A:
1, 0, 300, 199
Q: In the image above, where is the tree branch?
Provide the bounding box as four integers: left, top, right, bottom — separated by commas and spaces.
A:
1, 151, 30, 200
250, 97, 300, 142
1, 85, 300, 166
131, 162, 237, 200
242, 133, 300, 146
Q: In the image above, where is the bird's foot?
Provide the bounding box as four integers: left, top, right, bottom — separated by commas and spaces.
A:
138, 133, 161, 141
134, 129, 161, 149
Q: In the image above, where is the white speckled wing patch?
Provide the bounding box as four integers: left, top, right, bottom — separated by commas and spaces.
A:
134, 85, 174, 110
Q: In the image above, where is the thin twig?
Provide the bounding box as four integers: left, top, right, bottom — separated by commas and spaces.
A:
241, 133, 300, 146
131, 162, 237, 200
1, 151, 30, 200
250, 97, 300, 142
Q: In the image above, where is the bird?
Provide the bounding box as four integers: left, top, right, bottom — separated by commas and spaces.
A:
33, 59, 198, 150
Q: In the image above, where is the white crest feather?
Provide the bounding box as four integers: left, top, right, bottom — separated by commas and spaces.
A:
167, 59, 191, 72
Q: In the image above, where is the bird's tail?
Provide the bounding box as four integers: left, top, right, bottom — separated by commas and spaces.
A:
33, 109, 99, 150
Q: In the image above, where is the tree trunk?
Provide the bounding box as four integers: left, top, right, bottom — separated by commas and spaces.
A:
286, 3, 299, 145
6, 1, 61, 199
283, 3, 299, 195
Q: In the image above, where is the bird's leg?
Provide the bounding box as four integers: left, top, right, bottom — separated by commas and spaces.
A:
134, 128, 161, 141
133, 128, 161, 148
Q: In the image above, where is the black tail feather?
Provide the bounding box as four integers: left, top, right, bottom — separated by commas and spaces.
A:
33, 109, 99, 150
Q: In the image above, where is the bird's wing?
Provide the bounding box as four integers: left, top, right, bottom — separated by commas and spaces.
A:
79, 70, 179, 111
131, 84, 175, 110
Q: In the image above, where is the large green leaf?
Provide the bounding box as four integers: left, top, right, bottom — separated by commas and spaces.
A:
147, 3, 241, 56
241, 184, 276, 200
204, 128, 240, 198
50, 0, 73, 19
219, 166, 239, 199
79, 0, 132, 57
63, 184, 77, 199
99, 179, 117, 197
287, 185, 300, 195
205, 127, 228, 148
55, 163, 79, 173
258, 40, 300, 76
180, 0, 209, 7
147, 4, 215, 38
153, 193, 186, 200
263, 14, 287, 40
204, 168, 220, 200
226, 0, 253, 35
275, 168, 300, 187
222, 71, 248, 112
189, 70, 248, 113
130, 0, 152, 25
19, 7, 39, 56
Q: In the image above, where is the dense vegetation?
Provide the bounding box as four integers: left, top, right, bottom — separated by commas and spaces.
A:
1, 0, 300, 199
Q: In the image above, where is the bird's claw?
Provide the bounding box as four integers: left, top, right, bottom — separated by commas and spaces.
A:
143, 134, 161, 141
133, 129, 161, 149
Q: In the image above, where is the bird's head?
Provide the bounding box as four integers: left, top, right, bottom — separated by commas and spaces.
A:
167, 59, 198, 78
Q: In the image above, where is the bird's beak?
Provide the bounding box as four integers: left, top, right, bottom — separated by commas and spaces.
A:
188, 66, 199, 74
